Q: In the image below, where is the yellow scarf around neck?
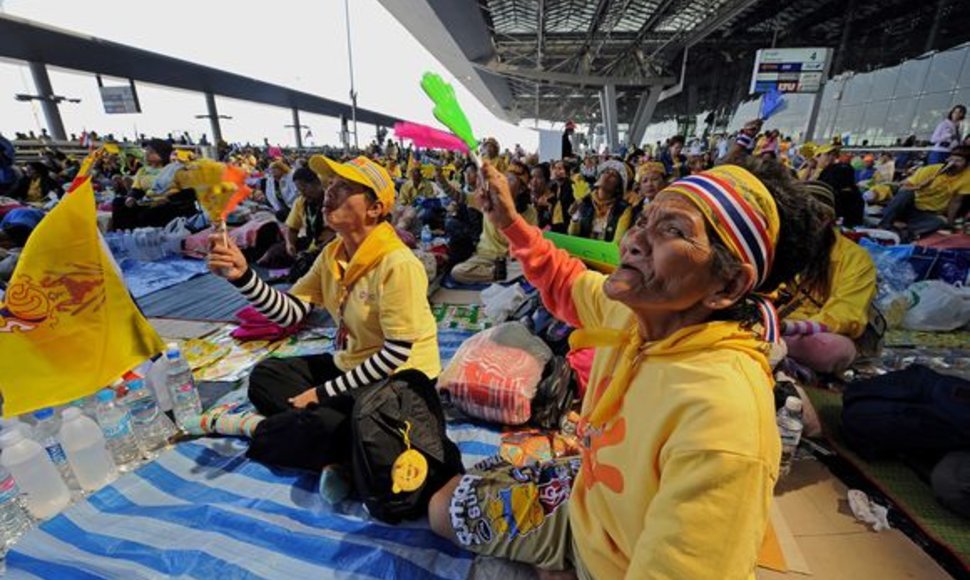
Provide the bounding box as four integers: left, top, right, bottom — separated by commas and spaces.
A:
570, 321, 771, 428
324, 222, 407, 301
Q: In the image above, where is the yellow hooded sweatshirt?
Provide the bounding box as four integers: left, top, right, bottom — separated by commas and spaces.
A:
785, 232, 876, 339
504, 217, 780, 580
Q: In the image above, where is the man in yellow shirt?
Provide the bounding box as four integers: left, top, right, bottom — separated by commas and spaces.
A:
451, 160, 536, 284
398, 166, 434, 207
878, 146, 970, 238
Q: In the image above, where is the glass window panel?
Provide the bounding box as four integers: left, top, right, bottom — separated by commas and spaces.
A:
912, 92, 956, 140
833, 105, 863, 136
895, 57, 932, 98
869, 66, 901, 102
952, 88, 970, 112
843, 73, 873, 106
926, 49, 966, 93
860, 100, 892, 144
886, 97, 918, 140
957, 46, 970, 88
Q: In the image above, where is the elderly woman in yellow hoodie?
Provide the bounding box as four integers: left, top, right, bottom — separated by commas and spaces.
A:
777, 181, 877, 374
430, 158, 824, 579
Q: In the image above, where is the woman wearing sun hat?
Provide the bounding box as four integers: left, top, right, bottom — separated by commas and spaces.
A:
429, 157, 824, 579
207, 154, 440, 466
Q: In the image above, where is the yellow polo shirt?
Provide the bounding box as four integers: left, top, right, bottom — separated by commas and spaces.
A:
290, 245, 440, 379
906, 164, 970, 213
398, 180, 435, 207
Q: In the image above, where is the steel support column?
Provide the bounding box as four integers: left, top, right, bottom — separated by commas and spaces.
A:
291, 108, 303, 149
204, 92, 223, 143
628, 87, 662, 147
600, 83, 619, 153
27, 62, 66, 140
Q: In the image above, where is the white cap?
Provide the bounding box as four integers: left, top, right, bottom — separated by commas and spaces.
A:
0, 428, 24, 447
785, 396, 803, 413
166, 342, 181, 360
62, 408, 82, 421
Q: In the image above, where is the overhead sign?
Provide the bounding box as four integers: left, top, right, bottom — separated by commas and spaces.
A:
99, 85, 140, 114
750, 48, 832, 94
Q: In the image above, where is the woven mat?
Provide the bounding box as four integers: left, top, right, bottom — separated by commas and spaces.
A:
803, 387, 970, 573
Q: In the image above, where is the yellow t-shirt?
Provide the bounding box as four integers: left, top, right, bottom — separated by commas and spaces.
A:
906, 164, 970, 213
398, 180, 434, 207
290, 244, 440, 378
786, 232, 876, 339
285, 196, 310, 233
131, 166, 161, 191
567, 271, 779, 580
475, 206, 537, 260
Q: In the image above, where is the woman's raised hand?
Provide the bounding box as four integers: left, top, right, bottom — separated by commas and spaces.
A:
475, 160, 518, 230
207, 234, 249, 281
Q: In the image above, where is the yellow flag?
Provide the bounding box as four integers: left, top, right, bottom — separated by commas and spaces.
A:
0, 179, 165, 416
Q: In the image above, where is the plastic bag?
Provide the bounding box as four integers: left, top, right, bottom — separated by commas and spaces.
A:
481, 283, 529, 322
901, 281, 970, 331
860, 238, 917, 311
438, 322, 553, 425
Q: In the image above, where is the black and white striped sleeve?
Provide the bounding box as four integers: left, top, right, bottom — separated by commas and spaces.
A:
315, 339, 413, 399
229, 268, 312, 327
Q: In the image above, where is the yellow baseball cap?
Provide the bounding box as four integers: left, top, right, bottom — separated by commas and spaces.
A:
309, 155, 395, 216
815, 143, 839, 156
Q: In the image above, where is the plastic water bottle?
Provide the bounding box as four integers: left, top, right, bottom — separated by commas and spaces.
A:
59, 408, 117, 492
123, 378, 175, 455
777, 396, 804, 477
31, 409, 78, 489
0, 465, 31, 551
95, 389, 141, 468
0, 429, 70, 519
420, 225, 433, 251
166, 343, 202, 429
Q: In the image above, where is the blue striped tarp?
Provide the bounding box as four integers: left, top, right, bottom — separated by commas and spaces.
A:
7, 419, 503, 580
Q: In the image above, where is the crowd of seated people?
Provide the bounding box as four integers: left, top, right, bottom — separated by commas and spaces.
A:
5, 106, 970, 578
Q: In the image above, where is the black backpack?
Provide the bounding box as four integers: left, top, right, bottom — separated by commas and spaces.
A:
350, 371, 465, 523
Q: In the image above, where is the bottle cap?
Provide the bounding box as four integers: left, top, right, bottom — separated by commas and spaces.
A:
96, 389, 116, 403
166, 342, 181, 360
127, 378, 146, 391
0, 429, 24, 447
785, 396, 803, 413
33, 408, 55, 420
61, 408, 82, 421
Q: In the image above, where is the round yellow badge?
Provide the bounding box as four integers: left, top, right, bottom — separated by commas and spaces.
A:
391, 449, 428, 493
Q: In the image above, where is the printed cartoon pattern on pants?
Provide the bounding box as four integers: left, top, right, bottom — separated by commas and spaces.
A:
450, 458, 581, 547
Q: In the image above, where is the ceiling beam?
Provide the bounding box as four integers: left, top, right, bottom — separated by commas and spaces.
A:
573, 0, 612, 73
603, 0, 681, 74
648, 0, 765, 60
474, 60, 675, 87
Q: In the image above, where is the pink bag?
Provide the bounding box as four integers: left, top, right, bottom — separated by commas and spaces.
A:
230, 306, 302, 342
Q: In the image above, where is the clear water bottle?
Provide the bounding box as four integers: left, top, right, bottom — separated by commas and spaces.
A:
95, 389, 141, 469
0, 429, 70, 520
166, 343, 202, 430
420, 225, 433, 251
123, 378, 175, 456
59, 408, 117, 492
0, 465, 32, 551
31, 409, 78, 489
777, 396, 804, 477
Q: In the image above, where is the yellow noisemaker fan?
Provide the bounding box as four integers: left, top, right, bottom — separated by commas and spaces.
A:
182, 160, 252, 245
